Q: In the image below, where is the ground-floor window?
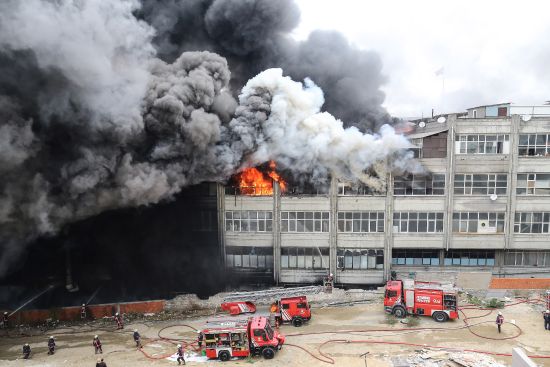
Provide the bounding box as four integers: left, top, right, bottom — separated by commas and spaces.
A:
281, 247, 329, 269
443, 250, 495, 266
337, 249, 384, 270
504, 251, 550, 267
392, 249, 440, 266
226, 247, 273, 270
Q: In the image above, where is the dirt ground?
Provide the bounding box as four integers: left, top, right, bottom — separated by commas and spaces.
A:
1, 296, 550, 367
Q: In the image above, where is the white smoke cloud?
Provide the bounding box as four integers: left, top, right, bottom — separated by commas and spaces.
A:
228, 68, 418, 185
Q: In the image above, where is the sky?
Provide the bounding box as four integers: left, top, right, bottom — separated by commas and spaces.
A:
294, 0, 550, 118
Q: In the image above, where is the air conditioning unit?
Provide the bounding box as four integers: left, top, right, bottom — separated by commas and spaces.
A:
478, 220, 496, 233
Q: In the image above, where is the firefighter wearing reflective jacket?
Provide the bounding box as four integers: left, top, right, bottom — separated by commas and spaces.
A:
496, 312, 504, 333
93, 335, 102, 354
48, 336, 56, 355
270, 302, 280, 328
22, 343, 31, 359
176, 344, 186, 365
81, 304, 87, 320
133, 329, 142, 348
114, 312, 123, 329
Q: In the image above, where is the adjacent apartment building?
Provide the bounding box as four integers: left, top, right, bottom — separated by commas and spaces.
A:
217, 103, 550, 286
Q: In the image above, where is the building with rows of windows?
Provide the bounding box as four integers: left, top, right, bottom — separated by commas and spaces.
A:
216, 103, 550, 285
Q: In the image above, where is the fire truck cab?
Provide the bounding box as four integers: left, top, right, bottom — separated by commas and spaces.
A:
202, 316, 284, 361
272, 296, 311, 327
384, 279, 458, 322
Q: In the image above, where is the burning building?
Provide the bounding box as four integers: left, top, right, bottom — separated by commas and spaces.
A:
219, 107, 550, 286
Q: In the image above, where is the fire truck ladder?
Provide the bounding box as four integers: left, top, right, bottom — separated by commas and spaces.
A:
222, 286, 322, 303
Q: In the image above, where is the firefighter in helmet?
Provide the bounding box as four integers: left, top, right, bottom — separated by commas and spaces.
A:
197, 330, 203, 349
47, 336, 56, 354
2, 311, 8, 328
496, 311, 504, 333
176, 344, 186, 365
80, 304, 87, 320
114, 312, 123, 329
22, 343, 31, 359
133, 329, 142, 349
93, 335, 103, 354
544, 310, 550, 330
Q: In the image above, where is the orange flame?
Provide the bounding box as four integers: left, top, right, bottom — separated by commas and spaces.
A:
236, 161, 287, 196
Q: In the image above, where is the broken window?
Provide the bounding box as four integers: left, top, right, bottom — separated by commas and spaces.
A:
336, 249, 383, 270
393, 174, 445, 195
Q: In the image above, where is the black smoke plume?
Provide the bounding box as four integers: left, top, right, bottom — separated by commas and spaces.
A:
0, 0, 410, 279
138, 0, 396, 131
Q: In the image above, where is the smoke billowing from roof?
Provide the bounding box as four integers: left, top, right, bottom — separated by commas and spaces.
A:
0, 0, 414, 277
139, 0, 396, 132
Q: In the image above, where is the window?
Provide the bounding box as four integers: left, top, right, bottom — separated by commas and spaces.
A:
283, 184, 329, 196
392, 249, 440, 266
410, 138, 423, 158
518, 134, 550, 156
337, 249, 384, 270
505, 251, 550, 267
452, 212, 505, 233
454, 174, 507, 195
455, 134, 509, 154
444, 250, 495, 266
473, 110, 478, 118
226, 247, 274, 270
281, 211, 329, 232
514, 212, 550, 233
392, 212, 444, 233
393, 174, 445, 195
225, 211, 272, 232
337, 212, 384, 233
338, 182, 383, 196
281, 247, 329, 269
516, 174, 550, 195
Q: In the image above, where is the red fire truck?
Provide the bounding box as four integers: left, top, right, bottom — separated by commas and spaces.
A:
202, 316, 285, 361
384, 279, 458, 322
271, 296, 311, 327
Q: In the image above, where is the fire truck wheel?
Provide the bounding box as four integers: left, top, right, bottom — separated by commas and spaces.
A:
262, 347, 275, 359
218, 350, 230, 362
392, 306, 406, 318
292, 317, 303, 327
432, 311, 448, 322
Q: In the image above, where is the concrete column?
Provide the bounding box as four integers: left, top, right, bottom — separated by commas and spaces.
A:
273, 181, 281, 285
505, 115, 520, 250
384, 169, 394, 281
216, 183, 227, 269
329, 176, 338, 280
444, 116, 457, 251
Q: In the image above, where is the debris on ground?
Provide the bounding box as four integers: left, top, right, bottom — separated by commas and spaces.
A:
405, 349, 506, 367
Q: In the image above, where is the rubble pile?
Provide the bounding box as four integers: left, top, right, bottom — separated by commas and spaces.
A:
405, 349, 505, 367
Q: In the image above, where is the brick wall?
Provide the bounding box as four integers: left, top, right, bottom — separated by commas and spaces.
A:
422, 132, 448, 158
2, 300, 165, 324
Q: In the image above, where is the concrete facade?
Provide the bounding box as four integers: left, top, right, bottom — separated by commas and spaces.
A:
219, 112, 550, 286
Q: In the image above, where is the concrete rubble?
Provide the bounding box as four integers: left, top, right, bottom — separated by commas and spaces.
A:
403, 349, 506, 367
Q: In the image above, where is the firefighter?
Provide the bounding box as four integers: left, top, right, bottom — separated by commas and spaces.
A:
176, 344, 186, 365
544, 310, 550, 330
2, 311, 8, 328
270, 302, 280, 328
114, 312, 123, 329
96, 357, 107, 367
93, 335, 103, 354
81, 304, 87, 320
496, 311, 504, 333
22, 343, 31, 359
133, 329, 142, 348
197, 330, 203, 349
47, 336, 56, 355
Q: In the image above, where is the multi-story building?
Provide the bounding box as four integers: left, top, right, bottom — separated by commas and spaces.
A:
217, 103, 550, 286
